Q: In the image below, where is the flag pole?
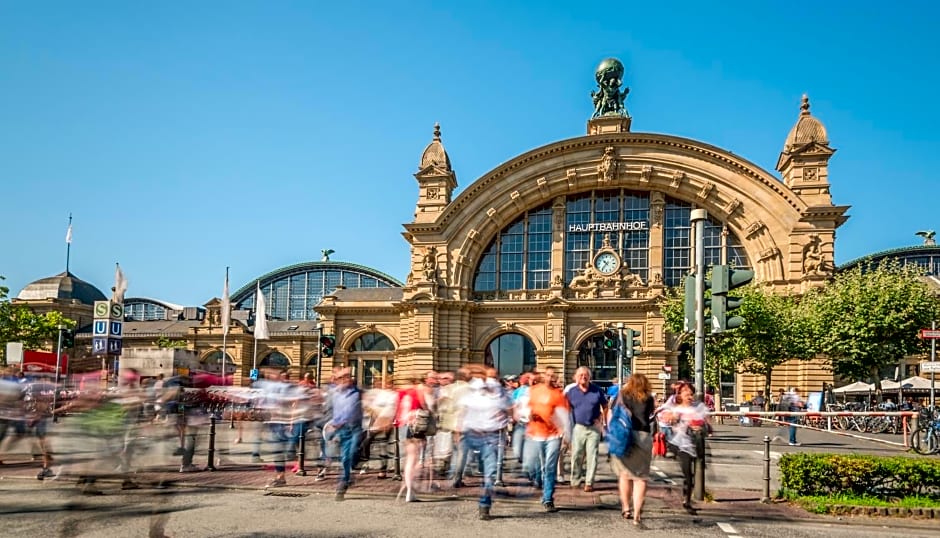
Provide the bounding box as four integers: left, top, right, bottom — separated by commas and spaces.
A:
221, 267, 229, 385
252, 281, 260, 371
65, 213, 72, 273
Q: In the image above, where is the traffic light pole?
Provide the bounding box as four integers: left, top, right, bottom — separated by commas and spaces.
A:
690, 208, 707, 502
615, 322, 624, 383
52, 325, 64, 423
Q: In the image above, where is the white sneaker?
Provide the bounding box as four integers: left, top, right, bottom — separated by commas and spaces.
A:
788, 442, 802, 447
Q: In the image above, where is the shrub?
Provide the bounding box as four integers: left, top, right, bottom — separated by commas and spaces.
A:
779, 453, 940, 499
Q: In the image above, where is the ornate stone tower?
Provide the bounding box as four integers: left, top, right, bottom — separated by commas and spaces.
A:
777, 95, 849, 289
413, 122, 457, 223
776, 95, 834, 206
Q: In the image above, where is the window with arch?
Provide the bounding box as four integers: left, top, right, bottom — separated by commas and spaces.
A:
483, 333, 537, 376
662, 197, 750, 287
202, 350, 235, 372
259, 351, 291, 369
565, 190, 650, 284
474, 204, 552, 292
349, 332, 395, 352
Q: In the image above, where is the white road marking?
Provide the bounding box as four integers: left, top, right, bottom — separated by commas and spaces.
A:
717, 522, 738, 534
752, 450, 781, 459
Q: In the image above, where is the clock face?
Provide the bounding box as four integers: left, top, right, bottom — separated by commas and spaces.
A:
594, 252, 620, 275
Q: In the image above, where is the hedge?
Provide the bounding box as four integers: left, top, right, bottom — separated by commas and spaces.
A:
779, 453, 940, 499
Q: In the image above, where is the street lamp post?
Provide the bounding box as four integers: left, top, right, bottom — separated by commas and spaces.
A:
690, 208, 707, 502
52, 325, 64, 423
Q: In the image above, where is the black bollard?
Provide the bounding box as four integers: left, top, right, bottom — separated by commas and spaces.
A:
297, 425, 307, 476
693, 431, 706, 501
207, 415, 217, 471
392, 427, 402, 481
230, 401, 236, 429
761, 435, 771, 503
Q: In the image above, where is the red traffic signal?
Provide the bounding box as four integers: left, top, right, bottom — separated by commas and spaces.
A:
319, 335, 336, 357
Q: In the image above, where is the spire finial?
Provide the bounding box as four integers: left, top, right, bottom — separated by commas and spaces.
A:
800, 94, 811, 116
433, 122, 441, 141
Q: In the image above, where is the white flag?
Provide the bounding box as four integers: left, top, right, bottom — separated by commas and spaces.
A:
221, 268, 231, 336
254, 282, 269, 340
113, 263, 128, 304
65, 223, 73, 244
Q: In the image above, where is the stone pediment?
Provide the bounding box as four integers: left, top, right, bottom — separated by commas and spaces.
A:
415, 164, 453, 178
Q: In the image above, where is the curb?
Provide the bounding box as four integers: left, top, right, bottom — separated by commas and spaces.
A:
827, 504, 940, 518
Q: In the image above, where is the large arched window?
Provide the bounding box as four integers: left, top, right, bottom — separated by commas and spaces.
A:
233, 262, 402, 321
484, 333, 537, 376
202, 350, 235, 374
259, 351, 291, 369
474, 204, 552, 292
565, 190, 650, 285
662, 197, 750, 287
349, 332, 395, 352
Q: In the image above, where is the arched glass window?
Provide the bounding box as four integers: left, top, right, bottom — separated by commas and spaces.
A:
259, 351, 291, 369
349, 332, 395, 352
201, 350, 235, 375
577, 333, 622, 383
662, 196, 750, 287
234, 264, 400, 321
473, 204, 552, 292
565, 190, 651, 285
483, 333, 537, 376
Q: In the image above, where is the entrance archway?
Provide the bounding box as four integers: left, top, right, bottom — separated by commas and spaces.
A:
577, 333, 623, 385
484, 333, 537, 377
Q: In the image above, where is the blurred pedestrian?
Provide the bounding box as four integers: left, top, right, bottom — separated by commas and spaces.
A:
610, 373, 654, 526
324, 367, 362, 501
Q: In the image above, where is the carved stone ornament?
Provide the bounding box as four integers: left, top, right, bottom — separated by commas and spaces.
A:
697, 182, 715, 201
802, 234, 831, 275
568, 260, 646, 299
426, 187, 440, 199
724, 198, 742, 216
598, 146, 618, 182
759, 247, 781, 261
422, 246, 438, 281
804, 168, 818, 182
670, 170, 685, 190
640, 165, 653, 183
650, 194, 665, 227
745, 220, 766, 238
566, 168, 578, 188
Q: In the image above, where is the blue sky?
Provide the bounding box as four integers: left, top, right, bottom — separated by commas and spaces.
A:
1, 1, 938, 306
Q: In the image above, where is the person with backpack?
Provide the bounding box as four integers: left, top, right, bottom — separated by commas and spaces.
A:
395, 373, 436, 502
608, 373, 655, 527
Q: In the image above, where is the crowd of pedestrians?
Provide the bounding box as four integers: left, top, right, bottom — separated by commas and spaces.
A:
0, 364, 713, 523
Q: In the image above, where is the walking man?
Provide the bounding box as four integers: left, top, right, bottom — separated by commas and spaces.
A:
325, 367, 362, 501
524, 367, 570, 512
565, 366, 607, 492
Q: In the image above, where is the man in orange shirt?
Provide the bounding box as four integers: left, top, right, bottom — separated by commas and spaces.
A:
524, 367, 570, 513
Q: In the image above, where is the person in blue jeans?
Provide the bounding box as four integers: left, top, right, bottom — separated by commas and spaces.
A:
324, 368, 362, 501
456, 365, 512, 520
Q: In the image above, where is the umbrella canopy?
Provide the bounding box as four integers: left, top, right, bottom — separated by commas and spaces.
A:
900, 376, 934, 390
832, 381, 874, 393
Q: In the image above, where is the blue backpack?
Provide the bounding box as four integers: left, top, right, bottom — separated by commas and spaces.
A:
607, 403, 634, 457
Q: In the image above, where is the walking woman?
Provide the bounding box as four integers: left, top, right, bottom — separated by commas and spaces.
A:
609, 373, 655, 526
395, 375, 433, 502
659, 381, 709, 513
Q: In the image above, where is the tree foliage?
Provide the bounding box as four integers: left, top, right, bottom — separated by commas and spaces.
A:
155, 335, 188, 349
661, 277, 815, 404
803, 261, 940, 385
0, 276, 76, 364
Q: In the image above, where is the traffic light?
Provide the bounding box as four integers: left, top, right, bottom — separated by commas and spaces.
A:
319, 335, 336, 357
624, 328, 642, 358
61, 329, 75, 348
602, 329, 618, 350
709, 264, 754, 333
683, 276, 696, 333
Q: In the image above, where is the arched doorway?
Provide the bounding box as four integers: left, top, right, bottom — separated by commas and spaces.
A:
577, 333, 623, 385
201, 350, 235, 375
484, 333, 537, 377
259, 351, 291, 369
347, 332, 395, 389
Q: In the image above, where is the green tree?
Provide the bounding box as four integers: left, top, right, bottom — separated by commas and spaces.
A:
661, 278, 815, 408
0, 276, 76, 364
155, 335, 188, 349
803, 261, 940, 390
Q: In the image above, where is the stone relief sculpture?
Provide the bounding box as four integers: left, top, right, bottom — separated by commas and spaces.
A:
422, 246, 438, 281
568, 261, 646, 299
802, 234, 831, 275
598, 146, 617, 182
